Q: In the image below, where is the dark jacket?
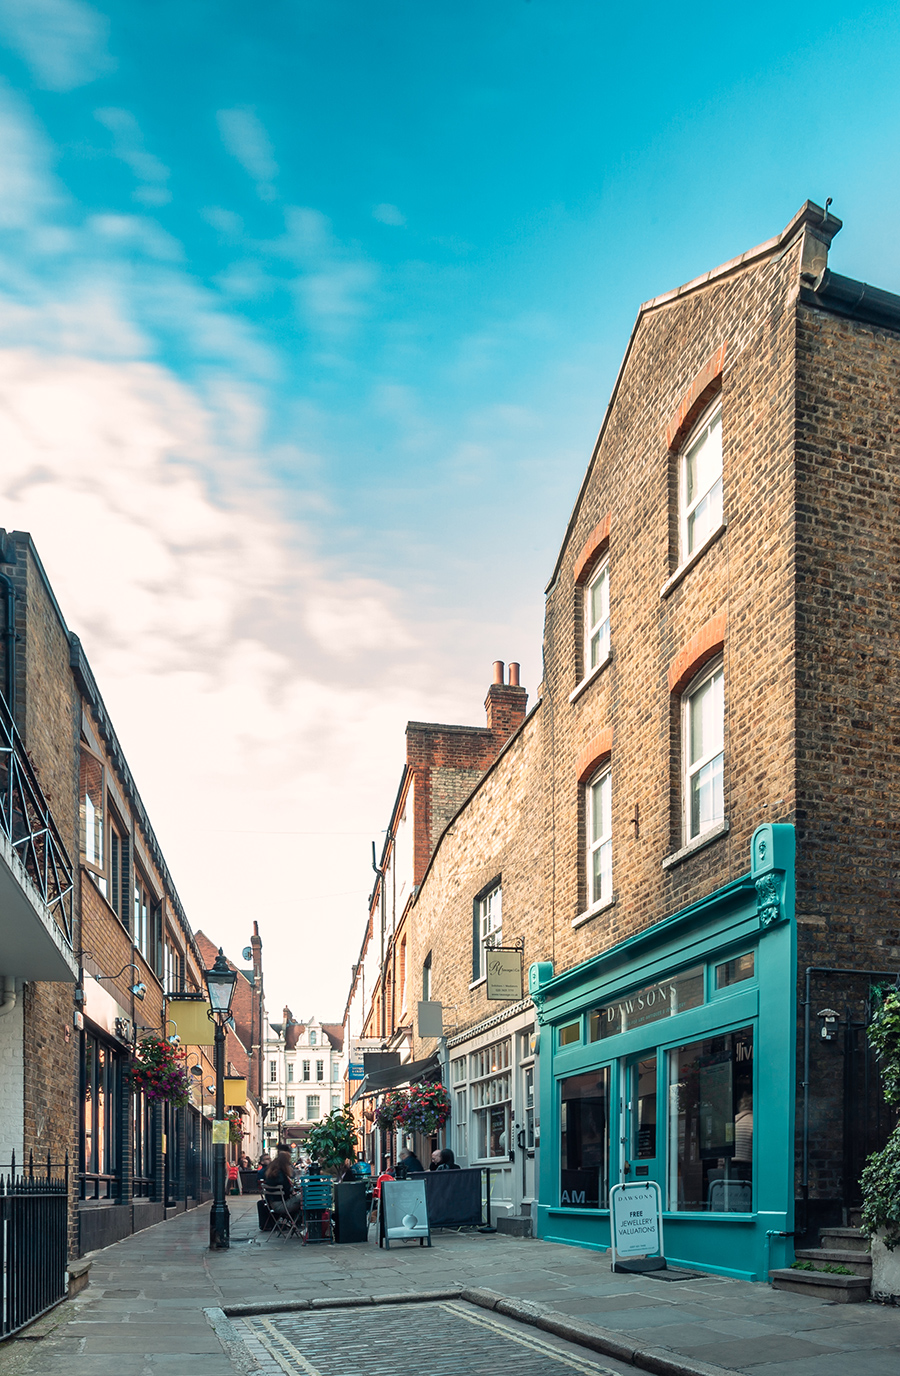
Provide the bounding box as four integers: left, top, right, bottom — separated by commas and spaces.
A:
395, 1153, 425, 1178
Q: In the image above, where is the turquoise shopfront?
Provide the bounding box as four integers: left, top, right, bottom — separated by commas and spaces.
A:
528, 825, 796, 1281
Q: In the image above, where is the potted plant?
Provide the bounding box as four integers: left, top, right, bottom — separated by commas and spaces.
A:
373, 1089, 407, 1132
860, 989, 900, 1299
129, 1037, 192, 1107
397, 1083, 451, 1136
304, 1106, 359, 1175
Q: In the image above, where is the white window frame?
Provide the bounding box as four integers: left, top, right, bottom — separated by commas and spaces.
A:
306, 1093, 320, 1119
680, 404, 723, 561
586, 766, 612, 910
584, 556, 610, 672
474, 883, 502, 981
285, 1094, 295, 1119
683, 658, 725, 842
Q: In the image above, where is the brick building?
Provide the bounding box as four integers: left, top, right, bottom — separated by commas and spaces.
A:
0, 530, 258, 1257
344, 665, 528, 1168
525, 199, 899, 1277
388, 200, 897, 1277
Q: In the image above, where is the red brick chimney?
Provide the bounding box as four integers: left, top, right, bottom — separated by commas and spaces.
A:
485, 660, 527, 742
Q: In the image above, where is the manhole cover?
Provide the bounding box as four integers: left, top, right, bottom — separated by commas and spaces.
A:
233, 1301, 619, 1376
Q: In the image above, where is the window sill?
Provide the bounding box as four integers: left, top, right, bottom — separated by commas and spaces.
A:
572, 894, 617, 929
662, 819, 730, 870
468, 976, 486, 991
568, 652, 612, 704
659, 521, 727, 599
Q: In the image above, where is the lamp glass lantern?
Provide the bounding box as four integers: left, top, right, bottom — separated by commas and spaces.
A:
204, 949, 237, 1017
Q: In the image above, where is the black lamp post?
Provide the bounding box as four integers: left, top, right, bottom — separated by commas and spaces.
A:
204, 948, 237, 1250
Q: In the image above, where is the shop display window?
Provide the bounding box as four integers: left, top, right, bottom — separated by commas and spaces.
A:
715, 952, 755, 989
588, 966, 704, 1041
560, 1067, 610, 1208
668, 1026, 753, 1212
559, 1021, 580, 1047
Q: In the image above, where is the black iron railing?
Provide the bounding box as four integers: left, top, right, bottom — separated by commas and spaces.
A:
0, 693, 74, 947
0, 1152, 69, 1339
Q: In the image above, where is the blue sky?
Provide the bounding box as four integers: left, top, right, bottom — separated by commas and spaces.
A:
2, 0, 899, 1018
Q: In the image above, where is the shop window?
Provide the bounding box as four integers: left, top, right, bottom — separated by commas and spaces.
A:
586, 767, 612, 909
680, 405, 722, 560
81, 1033, 120, 1200
455, 1088, 467, 1160
559, 1021, 580, 1047
560, 1067, 610, 1208
683, 660, 724, 842
451, 1057, 466, 1084
668, 1026, 753, 1212
715, 953, 755, 989
589, 966, 704, 1041
306, 1094, 320, 1119
523, 1064, 535, 1149
472, 880, 502, 982
132, 1089, 154, 1197
585, 557, 610, 671
470, 1038, 511, 1160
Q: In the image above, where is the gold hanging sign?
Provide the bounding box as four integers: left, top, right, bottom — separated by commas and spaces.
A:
212, 1119, 230, 1144
166, 998, 214, 1046
223, 1076, 247, 1107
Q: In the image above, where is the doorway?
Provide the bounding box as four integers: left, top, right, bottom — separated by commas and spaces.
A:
622, 1054, 659, 1189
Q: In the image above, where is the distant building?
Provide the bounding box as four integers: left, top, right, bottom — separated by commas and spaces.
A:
264, 1012, 344, 1154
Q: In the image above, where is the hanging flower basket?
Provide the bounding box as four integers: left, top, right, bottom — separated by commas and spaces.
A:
397, 1083, 451, 1135
374, 1089, 408, 1132
226, 1108, 246, 1145
130, 1037, 192, 1108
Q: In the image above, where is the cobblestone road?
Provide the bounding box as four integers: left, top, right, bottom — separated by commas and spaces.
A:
233, 1301, 621, 1376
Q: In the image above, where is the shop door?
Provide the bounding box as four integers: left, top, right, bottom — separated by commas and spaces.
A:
621, 1054, 660, 1188
516, 1063, 536, 1204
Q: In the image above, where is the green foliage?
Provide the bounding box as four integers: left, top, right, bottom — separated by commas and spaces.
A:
374, 1090, 407, 1132
860, 1125, 900, 1250
303, 1106, 359, 1174
790, 1260, 854, 1275
868, 991, 900, 1106
861, 989, 900, 1247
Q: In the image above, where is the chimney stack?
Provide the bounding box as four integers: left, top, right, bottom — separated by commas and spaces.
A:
485, 660, 527, 741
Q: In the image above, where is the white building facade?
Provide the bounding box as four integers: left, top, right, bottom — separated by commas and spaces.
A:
263, 1011, 345, 1155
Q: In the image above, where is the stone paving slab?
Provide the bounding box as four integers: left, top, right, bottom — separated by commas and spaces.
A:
0, 1197, 896, 1376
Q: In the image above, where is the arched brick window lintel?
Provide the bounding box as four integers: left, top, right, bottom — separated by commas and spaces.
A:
668, 614, 727, 696
666, 344, 727, 452
573, 513, 612, 585
576, 728, 613, 783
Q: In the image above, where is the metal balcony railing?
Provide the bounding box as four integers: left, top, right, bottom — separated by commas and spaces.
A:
0, 692, 74, 948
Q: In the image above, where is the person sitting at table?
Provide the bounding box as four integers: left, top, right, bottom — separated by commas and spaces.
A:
263, 1149, 303, 1219
430, 1147, 460, 1171
395, 1148, 425, 1178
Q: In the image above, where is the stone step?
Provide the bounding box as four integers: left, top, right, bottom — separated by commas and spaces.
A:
770, 1267, 870, 1303
820, 1226, 869, 1253
794, 1248, 872, 1278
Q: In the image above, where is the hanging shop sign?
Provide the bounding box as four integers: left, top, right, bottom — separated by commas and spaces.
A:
166, 997, 214, 1046
609, 1181, 666, 1273
223, 1076, 247, 1107
486, 948, 524, 1001
348, 1063, 365, 1080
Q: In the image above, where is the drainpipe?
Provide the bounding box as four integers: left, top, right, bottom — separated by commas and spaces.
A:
0, 976, 16, 1016
372, 842, 387, 1042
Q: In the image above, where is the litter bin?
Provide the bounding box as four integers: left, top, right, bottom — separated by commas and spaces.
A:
333, 1181, 368, 1243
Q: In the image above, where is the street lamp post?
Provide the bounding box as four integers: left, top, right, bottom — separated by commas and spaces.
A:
204, 948, 238, 1251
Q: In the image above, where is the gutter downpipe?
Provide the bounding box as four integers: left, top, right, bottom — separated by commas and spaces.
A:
801, 964, 900, 1236
0, 976, 16, 1016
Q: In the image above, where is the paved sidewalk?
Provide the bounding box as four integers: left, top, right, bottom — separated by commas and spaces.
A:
0, 1199, 897, 1376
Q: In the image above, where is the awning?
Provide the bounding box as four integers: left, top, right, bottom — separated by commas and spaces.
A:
350, 1053, 441, 1103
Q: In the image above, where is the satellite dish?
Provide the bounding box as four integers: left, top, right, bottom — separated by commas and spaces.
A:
242, 947, 252, 961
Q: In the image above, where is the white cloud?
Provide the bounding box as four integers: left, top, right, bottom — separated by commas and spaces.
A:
372, 203, 406, 227
0, 0, 113, 91
94, 107, 171, 201
0, 82, 61, 228
217, 107, 278, 197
